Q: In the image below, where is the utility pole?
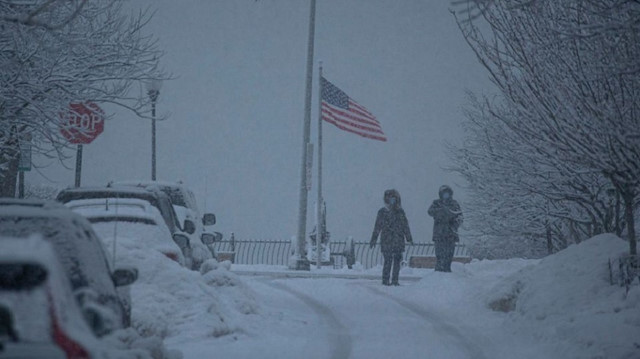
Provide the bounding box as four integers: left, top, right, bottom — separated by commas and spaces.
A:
293, 0, 316, 270
316, 63, 323, 269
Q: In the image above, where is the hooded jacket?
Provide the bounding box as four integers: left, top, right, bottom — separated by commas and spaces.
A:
427, 185, 463, 243
370, 190, 413, 254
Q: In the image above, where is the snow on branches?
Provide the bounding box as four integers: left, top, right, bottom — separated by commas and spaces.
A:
0, 0, 166, 195
451, 0, 640, 257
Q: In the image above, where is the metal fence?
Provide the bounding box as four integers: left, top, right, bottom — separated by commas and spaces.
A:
212, 237, 471, 269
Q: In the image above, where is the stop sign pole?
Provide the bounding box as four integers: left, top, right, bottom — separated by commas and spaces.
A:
74, 145, 83, 187
59, 102, 105, 187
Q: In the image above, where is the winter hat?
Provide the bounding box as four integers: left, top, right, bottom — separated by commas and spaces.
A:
438, 185, 453, 199
384, 189, 402, 207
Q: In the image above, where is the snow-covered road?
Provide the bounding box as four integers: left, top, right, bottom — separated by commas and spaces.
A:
135, 236, 638, 359
362, 284, 487, 359
178, 276, 491, 359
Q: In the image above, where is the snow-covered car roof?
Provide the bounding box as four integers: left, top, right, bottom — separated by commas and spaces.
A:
110, 180, 199, 211
65, 198, 161, 224
57, 186, 182, 234
111, 179, 188, 188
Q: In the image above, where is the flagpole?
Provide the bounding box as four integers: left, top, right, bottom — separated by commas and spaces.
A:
294, 0, 316, 270
316, 63, 323, 269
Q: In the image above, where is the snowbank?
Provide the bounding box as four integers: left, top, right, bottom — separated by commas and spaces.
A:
406, 234, 639, 358
128, 251, 259, 347
487, 234, 639, 359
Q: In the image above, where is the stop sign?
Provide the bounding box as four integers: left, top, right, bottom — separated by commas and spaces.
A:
60, 102, 105, 144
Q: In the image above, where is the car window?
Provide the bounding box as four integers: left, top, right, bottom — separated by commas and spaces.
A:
0, 216, 115, 297
58, 190, 160, 210
187, 190, 199, 213
157, 186, 187, 207
0, 216, 88, 289
87, 216, 156, 225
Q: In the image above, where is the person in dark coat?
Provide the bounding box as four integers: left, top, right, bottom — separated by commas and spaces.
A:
428, 185, 463, 272
370, 189, 413, 286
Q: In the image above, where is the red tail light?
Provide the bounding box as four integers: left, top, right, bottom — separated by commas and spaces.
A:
163, 252, 179, 262
48, 291, 91, 359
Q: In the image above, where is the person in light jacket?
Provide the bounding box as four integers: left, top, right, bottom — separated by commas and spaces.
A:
428, 185, 463, 272
370, 189, 413, 286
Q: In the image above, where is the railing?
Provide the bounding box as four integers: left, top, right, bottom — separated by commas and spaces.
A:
212, 237, 471, 269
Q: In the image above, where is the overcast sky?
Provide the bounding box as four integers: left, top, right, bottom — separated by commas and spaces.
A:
30, 0, 491, 243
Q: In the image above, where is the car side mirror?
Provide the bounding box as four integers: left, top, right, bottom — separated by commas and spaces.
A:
202, 213, 216, 226
183, 219, 196, 235
201, 232, 222, 244
172, 233, 190, 249
112, 267, 138, 287
201, 233, 215, 245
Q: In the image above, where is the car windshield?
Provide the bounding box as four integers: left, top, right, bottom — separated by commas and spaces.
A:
57, 190, 158, 207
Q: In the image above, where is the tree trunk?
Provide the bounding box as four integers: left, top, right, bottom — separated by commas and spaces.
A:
546, 223, 553, 255
623, 190, 637, 255
0, 148, 19, 197
615, 190, 622, 237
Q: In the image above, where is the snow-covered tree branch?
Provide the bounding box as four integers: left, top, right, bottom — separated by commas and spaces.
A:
452, 0, 640, 256
0, 0, 167, 196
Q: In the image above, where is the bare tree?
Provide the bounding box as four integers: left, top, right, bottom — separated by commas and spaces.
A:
452, 0, 640, 255
0, 0, 165, 195
449, 93, 627, 258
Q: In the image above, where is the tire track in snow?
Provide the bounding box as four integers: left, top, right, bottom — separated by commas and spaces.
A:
261, 279, 353, 359
363, 284, 488, 359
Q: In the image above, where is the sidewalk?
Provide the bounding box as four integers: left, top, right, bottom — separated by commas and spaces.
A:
230, 264, 424, 281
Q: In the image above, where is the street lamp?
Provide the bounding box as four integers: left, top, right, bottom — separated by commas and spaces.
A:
146, 79, 162, 181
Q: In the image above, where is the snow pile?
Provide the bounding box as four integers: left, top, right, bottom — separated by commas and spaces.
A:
488, 234, 639, 359
101, 328, 182, 359
407, 234, 639, 358
126, 249, 259, 347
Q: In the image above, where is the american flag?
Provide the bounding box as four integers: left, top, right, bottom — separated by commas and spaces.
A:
321, 77, 387, 142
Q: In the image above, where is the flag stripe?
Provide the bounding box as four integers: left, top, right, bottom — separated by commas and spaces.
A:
346, 100, 379, 125
322, 113, 388, 142
349, 101, 378, 122
320, 76, 386, 142
321, 107, 385, 136
322, 102, 381, 130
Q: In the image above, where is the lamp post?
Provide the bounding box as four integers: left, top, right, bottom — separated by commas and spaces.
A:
146, 79, 162, 181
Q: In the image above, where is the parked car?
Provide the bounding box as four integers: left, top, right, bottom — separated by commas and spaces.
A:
0, 235, 104, 358
64, 197, 186, 266
111, 180, 222, 257
0, 199, 136, 336
56, 186, 211, 270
